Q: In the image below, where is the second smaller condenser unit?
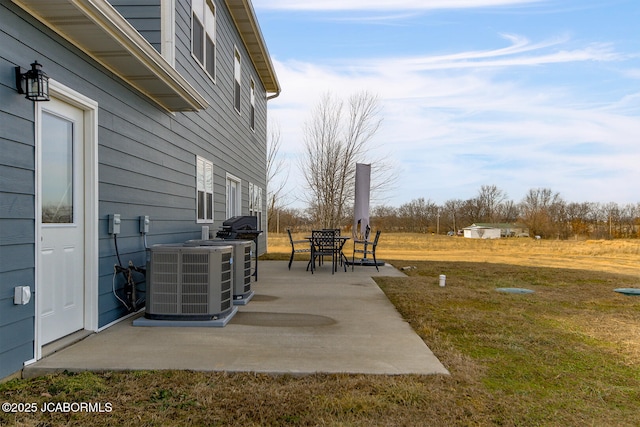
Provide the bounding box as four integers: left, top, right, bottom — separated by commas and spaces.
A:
185, 239, 253, 303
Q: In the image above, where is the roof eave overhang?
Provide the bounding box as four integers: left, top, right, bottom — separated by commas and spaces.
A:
225, 0, 281, 98
11, 0, 208, 112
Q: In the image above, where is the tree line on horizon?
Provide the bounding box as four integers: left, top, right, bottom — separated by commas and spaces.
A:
271, 185, 640, 240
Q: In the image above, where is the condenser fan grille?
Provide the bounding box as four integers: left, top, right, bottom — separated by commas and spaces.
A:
178, 240, 252, 301
181, 252, 211, 314
146, 245, 234, 320
150, 252, 179, 314
243, 246, 252, 292
221, 252, 232, 311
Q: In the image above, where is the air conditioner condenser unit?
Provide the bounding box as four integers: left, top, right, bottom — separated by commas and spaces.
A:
144, 244, 234, 321
185, 239, 254, 305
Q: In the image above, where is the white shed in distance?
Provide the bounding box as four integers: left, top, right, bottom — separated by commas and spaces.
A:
463, 225, 501, 239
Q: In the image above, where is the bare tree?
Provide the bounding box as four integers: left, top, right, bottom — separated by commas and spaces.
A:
371, 204, 399, 231
566, 202, 592, 237
300, 91, 387, 229
442, 199, 464, 233
603, 202, 621, 239
519, 188, 565, 238
498, 200, 519, 223
266, 120, 289, 232
476, 184, 507, 223
619, 203, 640, 238
398, 198, 437, 233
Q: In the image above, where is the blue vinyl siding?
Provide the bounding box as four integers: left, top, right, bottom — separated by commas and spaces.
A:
1, 0, 270, 377
110, 0, 162, 52
0, 13, 37, 376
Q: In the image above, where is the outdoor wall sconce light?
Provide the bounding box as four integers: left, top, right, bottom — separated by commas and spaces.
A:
15, 61, 50, 102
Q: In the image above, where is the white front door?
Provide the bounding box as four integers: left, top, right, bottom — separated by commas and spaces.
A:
38, 97, 85, 345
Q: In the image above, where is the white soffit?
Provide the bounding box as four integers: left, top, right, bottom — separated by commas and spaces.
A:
225, 0, 280, 96
12, 0, 208, 112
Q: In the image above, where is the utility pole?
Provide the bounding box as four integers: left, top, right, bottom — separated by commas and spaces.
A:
609, 214, 612, 238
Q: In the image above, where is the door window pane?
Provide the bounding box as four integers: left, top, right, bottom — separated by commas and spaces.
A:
42, 111, 74, 223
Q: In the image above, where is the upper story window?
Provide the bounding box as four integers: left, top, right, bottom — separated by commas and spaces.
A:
234, 48, 241, 113
192, 0, 216, 79
250, 79, 256, 130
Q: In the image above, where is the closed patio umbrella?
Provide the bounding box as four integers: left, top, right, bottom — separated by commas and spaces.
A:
350, 163, 384, 268
353, 163, 371, 240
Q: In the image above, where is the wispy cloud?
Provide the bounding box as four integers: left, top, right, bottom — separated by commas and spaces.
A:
623, 68, 640, 79
354, 35, 620, 72
272, 33, 622, 113
253, 0, 544, 11
269, 30, 640, 204
324, 12, 422, 24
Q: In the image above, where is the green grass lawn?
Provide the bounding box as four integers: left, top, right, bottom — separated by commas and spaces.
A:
1, 260, 639, 426
378, 261, 640, 426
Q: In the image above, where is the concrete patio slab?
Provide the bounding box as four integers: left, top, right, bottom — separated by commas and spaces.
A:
23, 261, 449, 378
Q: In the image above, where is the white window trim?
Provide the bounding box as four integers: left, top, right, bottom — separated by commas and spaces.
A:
226, 172, 242, 218
249, 182, 263, 229
249, 182, 262, 215
196, 156, 214, 223
191, 0, 216, 82
249, 78, 256, 131
161, 0, 175, 66
234, 47, 241, 114
34, 80, 99, 360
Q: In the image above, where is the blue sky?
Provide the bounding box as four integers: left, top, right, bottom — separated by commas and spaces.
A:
252, 0, 640, 208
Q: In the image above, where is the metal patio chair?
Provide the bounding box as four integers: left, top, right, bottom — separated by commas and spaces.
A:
287, 229, 311, 270
352, 229, 381, 272
308, 229, 338, 274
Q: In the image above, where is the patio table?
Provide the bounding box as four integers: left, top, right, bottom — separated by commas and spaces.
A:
305, 232, 350, 273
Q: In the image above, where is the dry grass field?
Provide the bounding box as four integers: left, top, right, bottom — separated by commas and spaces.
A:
270, 232, 640, 276
2, 233, 639, 426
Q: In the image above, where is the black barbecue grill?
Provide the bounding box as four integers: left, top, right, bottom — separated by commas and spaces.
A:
216, 216, 260, 239
216, 216, 262, 280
